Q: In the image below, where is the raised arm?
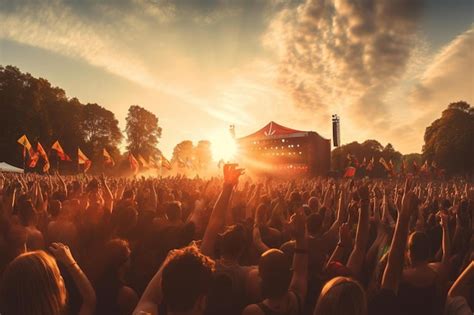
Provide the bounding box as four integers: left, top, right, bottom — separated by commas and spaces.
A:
448, 261, 474, 300
381, 180, 417, 293
326, 222, 351, 268
98, 175, 113, 213
322, 190, 347, 241
440, 213, 451, 265
289, 206, 308, 302
50, 243, 96, 315
56, 172, 68, 196
200, 164, 243, 257
346, 185, 370, 276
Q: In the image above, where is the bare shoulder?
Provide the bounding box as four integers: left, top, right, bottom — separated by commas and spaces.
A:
118, 285, 139, 313
242, 303, 264, 315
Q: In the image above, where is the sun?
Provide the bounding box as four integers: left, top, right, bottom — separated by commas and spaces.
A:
210, 131, 237, 162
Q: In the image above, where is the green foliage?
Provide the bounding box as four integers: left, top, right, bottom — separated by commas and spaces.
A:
125, 105, 162, 159
0, 65, 122, 172
422, 101, 474, 176
331, 139, 402, 175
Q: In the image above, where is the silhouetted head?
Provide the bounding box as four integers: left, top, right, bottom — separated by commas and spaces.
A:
314, 276, 367, 315
16, 195, 36, 226
258, 249, 292, 299
307, 213, 323, 237
408, 231, 431, 265
165, 201, 182, 222
219, 224, 246, 260
162, 246, 215, 314
48, 200, 62, 219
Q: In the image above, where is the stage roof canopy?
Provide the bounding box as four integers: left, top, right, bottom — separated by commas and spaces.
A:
238, 121, 327, 141
0, 162, 24, 173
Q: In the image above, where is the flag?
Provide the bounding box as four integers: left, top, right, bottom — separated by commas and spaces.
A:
17, 135, 32, 150
161, 156, 172, 170
177, 158, 186, 168
78, 148, 92, 172
347, 154, 359, 168
28, 151, 40, 168
344, 166, 356, 178
366, 157, 374, 172
412, 160, 419, 174
128, 153, 139, 174
420, 160, 429, 173
185, 158, 194, 169
401, 159, 408, 174
37, 142, 50, 172
103, 148, 115, 167
138, 154, 149, 168
149, 155, 159, 168
379, 157, 391, 171
17, 135, 36, 160
52, 141, 71, 161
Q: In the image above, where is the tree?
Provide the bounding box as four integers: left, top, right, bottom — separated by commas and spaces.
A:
80, 103, 122, 168
171, 140, 195, 167
0, 65, 122, 172
331, 139, 403, 177
423, 101, 474, 176
195, 140, 212, 170
125, 105, 162, 158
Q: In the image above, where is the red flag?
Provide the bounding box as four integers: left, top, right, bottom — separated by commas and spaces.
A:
52, 141, 71, 161
103, 148, 115, 167
78, 148, 92, 172
37, 142, 50, 172
138, 154, 149, 168
344, 166, 356, 178
128, 153, 139, 174
28, 151, 40, 168
161, 155, 172, 170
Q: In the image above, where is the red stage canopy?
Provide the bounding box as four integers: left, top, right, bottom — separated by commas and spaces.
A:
239, 121, 309, 140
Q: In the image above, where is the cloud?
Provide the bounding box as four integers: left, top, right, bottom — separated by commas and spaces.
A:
264, 0, 423, 125
411, 25, 474, 111
377, 25, 474, 153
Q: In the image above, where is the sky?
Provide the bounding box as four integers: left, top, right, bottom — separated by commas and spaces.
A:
0, 0, 473, 160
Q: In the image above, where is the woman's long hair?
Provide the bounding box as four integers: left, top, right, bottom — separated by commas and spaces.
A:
314, 276, 367, 315
1, 251, 66, 315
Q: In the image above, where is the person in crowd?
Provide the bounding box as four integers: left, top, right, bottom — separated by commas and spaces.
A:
0, 170, 472, 315
0, 242, 96, 315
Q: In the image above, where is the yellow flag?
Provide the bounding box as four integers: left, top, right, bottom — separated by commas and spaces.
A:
17, 135, 32, 150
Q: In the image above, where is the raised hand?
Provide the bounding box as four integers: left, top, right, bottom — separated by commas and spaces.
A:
49, 242, 76, 266
293, 206, 307, 243
223, 163, 244, 186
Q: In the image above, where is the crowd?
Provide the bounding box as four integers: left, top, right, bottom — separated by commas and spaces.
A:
0, 165, 472, 315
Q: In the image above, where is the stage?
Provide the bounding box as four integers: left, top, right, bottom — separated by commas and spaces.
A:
235, 121, 330, 177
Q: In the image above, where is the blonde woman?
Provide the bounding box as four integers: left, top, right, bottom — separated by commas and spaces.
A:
313, 277, 367, 315
0, 243, 96, 315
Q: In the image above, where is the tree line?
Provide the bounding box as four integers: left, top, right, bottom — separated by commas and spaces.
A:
1, 65, 472, 177
0, 65, 215, 174
331, 101, 474, 177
